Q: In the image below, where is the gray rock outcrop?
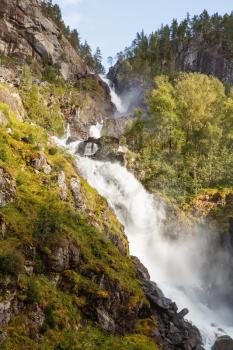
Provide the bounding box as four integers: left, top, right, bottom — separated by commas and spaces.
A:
43, 240, 80, 273
57, 171, 68, 201
0, 0, 88, 80
0, 168, 16, 207
132, 256, 204, 350
30, 153, 52, 174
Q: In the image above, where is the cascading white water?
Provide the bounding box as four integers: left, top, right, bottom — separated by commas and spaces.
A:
53, 79, 233, 349
76, 157, 233, 349
89, 122, 103, 139
100, 75, 127, 114
54, 127, 233, 348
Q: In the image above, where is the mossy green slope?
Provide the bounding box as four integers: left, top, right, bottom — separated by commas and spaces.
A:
0, 84, 158, 350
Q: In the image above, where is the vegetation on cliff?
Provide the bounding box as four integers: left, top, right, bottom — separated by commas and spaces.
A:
113, 10, 233, 84
124, 73, 233, 202
0, 82, 162, 349
40, 0, 105, 74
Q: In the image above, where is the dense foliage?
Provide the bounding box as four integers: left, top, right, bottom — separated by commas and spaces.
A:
115, 10, 233, 82
39, 0, 105, 73
124, 73, 233, 201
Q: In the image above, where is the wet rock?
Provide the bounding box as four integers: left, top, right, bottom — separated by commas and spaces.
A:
212, 336, 233, 350
77, 140, 99, 157
57, 171, 68, 201
132, 256, 150, 281
178, 308, 189, 319
66, 136, 79, 145
78, 136, 126, 164
107, 60, 149, 112
66, 74, 115, 140
132, 256, 204, 350
0, 168, 16, 207
30, 154, 52, 174
144, 279, 172, 310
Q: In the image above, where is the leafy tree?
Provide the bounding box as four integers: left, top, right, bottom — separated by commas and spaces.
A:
125, 73, 233, 200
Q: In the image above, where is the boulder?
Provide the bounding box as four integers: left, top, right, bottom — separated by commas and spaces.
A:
30, 154, 52, 174
212, 336, 233, 350
0, 168, 16, 207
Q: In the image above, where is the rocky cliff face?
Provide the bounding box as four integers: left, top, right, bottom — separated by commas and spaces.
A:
0, 0, 115, 139
176, 39, 233, 86
107, 61, 150, 112
0, 0, 88, 80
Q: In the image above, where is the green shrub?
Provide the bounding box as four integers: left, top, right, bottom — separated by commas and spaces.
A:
42, 66, 58, 83
40, 305, 56, 333
26, 280, 40, 305
48, 147, 58, 156
0, 252, 24, 275
0, 148, 8, 161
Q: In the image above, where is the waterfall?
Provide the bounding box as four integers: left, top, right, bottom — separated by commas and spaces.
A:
52, 83, 233, 348
53, 128, 233, 348
76, 157, 233, 349
89, 122, 103, 139
100, 75, 126, 114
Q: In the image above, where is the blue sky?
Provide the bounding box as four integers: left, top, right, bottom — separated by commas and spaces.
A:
54, 0, 233, 67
